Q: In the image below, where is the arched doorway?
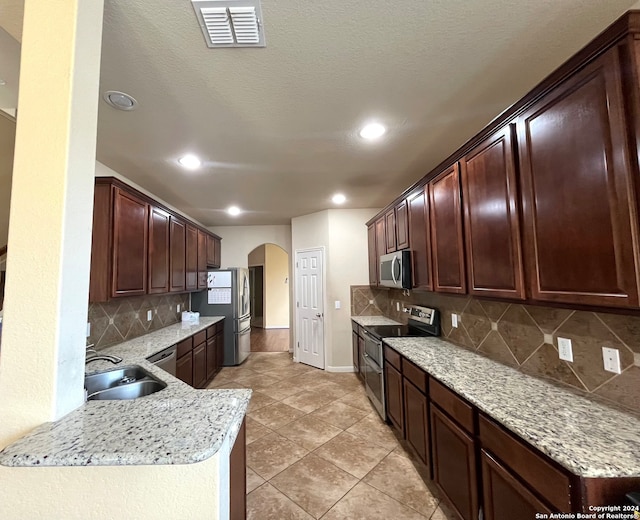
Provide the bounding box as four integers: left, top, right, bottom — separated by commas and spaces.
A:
248, 243, 290, 352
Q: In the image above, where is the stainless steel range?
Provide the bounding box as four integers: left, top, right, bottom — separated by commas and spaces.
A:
360, 305, 440, 420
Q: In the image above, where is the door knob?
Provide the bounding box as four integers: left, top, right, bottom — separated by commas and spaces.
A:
316, 313, 323, 318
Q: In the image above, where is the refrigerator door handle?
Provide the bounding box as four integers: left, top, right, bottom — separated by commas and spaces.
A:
238, 326, 251, 335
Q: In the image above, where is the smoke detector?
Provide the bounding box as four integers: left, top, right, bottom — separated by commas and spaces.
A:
191, 0, 266, 48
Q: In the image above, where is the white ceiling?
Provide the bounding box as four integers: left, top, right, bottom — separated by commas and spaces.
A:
1, 0, 639, 226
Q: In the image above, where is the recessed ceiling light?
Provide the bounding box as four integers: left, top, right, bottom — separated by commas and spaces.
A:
227, 206, 241, 216
103, 90, 138, 111
332, 193, 346, 204
178, 154, 201, 169
359, 122, 386, 140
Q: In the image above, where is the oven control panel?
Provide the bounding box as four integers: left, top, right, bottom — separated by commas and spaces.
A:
407, 305, 437, 325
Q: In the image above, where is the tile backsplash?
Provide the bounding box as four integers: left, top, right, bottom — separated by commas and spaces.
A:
88, 293, 190, 349
351, 285, 640, 414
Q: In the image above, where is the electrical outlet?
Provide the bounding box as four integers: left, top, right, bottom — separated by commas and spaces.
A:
602, 347, 622, 374
177, 304, 181, 313
86, 322, 91, 338
451, 313, 458, 328
147, 310, 153, 322
335, 300, 341, 309
557, 337, 573, 362
396, 302, 400, 311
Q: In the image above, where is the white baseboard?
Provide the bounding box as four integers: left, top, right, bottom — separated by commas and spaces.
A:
326, 365, 356, 373
264, 325, 290, 330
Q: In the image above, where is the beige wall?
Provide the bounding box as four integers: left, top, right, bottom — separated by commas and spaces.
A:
291, 209, 379, 370
248, 244, 265, 266
209, 225, 291, 268
265, 243, 290, 328
0, 112, 15, 256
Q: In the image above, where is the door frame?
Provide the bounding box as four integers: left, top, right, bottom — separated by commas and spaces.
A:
293, 247, 326, 368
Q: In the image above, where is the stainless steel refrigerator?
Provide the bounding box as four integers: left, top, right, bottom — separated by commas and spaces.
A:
192, 268, 251, 366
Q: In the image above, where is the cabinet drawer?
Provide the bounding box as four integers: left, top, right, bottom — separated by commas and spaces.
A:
206, 325, 216, 339
402, 358, 427, 393
479, 414, 571, 512
429, 378, 474, 433
193, 330, 206, 346
177, 337, 193, 358
384, 345, 402, 371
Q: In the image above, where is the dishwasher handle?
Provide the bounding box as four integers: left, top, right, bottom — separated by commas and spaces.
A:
147, 345, 177, 364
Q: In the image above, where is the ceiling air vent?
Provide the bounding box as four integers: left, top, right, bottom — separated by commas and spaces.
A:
191, 0, 265, 48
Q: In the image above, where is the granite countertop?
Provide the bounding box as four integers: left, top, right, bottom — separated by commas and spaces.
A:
351, 315, 402, 326
383, 336, 640, 479
0, 317, 251, 468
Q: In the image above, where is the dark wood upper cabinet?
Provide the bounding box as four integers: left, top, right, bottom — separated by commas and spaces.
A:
375, 217, 386, 274
185, 224, 198, 291
367, 223, 378, 286
517, 46, 640, 308
395, 199, 409, 250
429, 164, 466, 294
460, 124, 525, 300
206, 234, 221, 268
385, 209, 397, 253
408, 188, 433, 291
148, 207, 170, 294
169, 216, 186, 293
111, 187, 149, 298
197, 229, 208, 290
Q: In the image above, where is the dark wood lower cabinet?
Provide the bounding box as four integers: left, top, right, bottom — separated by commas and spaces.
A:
481, 450, 551, 520
176, 352, 193, 387
430, 405, 478, 520
193, 342, 207, 388
230, 419, 247, 520
357, 335, 365, 380
403, 378, 429, 467
217, 331, 225, 369
384, 363, 404, 434
206, 336, 217, 381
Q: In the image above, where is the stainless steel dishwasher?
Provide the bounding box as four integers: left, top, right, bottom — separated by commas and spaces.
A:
147, 345, 177, 377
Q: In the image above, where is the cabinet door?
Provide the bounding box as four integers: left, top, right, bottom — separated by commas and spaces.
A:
408, 188, 433, 290
193, 342, 207, 388
112, 187, 149, 298
375, 217, 386, 266
385, 209, 396, 253
517, 46, 640, 308
206, 336, 217, 381
395, 200, 409, 250
403, 378, 430, 467
148, 207, 170, 294
367, 223, 378, 286
352, 331, 360, 374
429, 164, 466, 294
197, 229, 208, 290
176, 352, 193, 387
230, 419, 247, 520
481, 450, 551, 520
169, 216, 186, 293
206, 234, 221, 268
461, 125, 525, 300
431, 405, 478, 520
384, 363, 404, 435
185, 225, 198, 291
357, 335, 365, 380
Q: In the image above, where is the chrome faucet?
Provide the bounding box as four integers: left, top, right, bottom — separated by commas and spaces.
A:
85, 344, 122, 365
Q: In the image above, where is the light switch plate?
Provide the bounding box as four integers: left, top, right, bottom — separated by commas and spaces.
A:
86, 322, 91, 338
335, 300, 341, 309
451, 313, 458, 328
557, 337, 573, 362
177, 304, 181, 313
602, 347, 622, 374
147, 310, 153, 322
396, 302, 400, 311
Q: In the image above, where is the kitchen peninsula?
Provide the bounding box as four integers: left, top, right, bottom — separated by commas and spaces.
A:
0, 317, 249, 519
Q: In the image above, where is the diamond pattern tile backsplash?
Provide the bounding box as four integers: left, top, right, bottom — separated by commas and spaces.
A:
88, 293, 190, 349
351, 286, 640, 414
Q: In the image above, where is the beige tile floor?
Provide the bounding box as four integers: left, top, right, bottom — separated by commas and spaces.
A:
208, 351, 458, 520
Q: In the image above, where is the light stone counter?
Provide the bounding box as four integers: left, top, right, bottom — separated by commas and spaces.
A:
351, 315, 402, 326
383, 336, 640, 479
0, 317, 251, 467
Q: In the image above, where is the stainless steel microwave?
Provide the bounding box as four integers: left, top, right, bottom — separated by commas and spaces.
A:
379, 250, 412, 289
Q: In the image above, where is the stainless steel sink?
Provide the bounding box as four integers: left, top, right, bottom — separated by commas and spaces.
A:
85, 365, 167, 401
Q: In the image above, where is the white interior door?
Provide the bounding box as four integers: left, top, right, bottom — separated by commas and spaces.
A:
295, 248, 324, 369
